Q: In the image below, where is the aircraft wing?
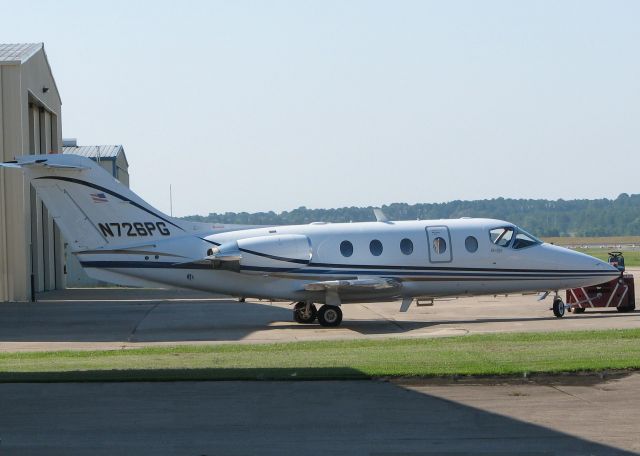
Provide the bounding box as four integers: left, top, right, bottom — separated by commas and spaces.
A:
304, 277, 400, 292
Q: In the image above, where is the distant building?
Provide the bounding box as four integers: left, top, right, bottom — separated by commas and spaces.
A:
63, 140, 129, 187
0, 43, 65, 301
62, 140, 130, 287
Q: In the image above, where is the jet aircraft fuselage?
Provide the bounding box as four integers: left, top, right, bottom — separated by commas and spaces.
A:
1, 155, 619, 326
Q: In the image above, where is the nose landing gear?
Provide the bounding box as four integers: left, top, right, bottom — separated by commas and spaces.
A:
552, 296, 568, 318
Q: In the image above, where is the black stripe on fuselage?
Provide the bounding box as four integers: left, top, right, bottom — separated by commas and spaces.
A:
305, 261, 612, 274
35, 176, 184, 232
239, 265, 615, 278
78, 260, 617, 280
238, 247, 310, 265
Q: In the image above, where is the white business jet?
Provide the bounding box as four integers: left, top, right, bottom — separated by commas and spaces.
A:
1, 155, 619, 327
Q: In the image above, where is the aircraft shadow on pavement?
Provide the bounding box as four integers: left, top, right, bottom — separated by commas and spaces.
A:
0, 300, 293, 343
0, 371, 635, 455
0, 297, 637, 342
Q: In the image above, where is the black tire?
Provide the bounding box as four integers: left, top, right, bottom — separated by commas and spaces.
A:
617, 304, 635, 313
318, 305, 343, 327
617, 291, 636, 312
552, 298, 565, 318
293, 302, 317, 323
573, 307, 586, 314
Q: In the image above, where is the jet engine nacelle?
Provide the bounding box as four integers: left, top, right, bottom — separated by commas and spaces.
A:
211, 234, 312, 270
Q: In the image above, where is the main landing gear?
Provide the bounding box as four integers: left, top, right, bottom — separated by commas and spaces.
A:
292, 302, 343, 327
318, 304, 343, 327
293, 302, 317, 324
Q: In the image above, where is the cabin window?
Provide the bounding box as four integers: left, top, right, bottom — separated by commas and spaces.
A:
432, 237, 447, 254
465, 236, 478, 253
400, 238, 413, 255
512, 230, 541, 249
489, 227, 514, 247
340, 240, 353, 257
369, 239, 383, 256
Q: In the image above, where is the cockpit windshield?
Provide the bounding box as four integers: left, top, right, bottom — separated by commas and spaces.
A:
489, 227, 514, 247
489, 226, 542, 250
512, 228, 542, 249
489, 226, 542, 249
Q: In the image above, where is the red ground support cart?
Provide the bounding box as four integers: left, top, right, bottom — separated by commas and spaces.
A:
565, 252, 635, 315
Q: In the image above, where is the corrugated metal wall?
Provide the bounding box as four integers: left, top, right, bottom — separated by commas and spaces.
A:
0, 46, 64, 301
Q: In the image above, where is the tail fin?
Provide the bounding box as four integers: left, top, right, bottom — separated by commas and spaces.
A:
1, 154, 186, 252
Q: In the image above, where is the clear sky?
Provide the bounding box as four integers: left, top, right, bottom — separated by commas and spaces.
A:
3, 0, 639, 216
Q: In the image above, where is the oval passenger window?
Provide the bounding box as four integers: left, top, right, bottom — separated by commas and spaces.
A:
465, 236, 478, 253
340, 240, 353, 257
369, 239, 383, 256
400, 238, 413, 255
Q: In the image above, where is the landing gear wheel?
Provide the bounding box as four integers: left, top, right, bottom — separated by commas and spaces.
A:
293, 302, 317, 324
552, 298, 565, 318
573, 307, 586, 314
617, 304, 635, 313
318, 305, 343, 327
617, 292, 636, 312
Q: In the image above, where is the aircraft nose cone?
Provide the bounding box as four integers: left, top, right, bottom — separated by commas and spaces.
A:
597, 259, 622, 276
596, 259, 619, 271
542, 243, 620, 281
571, 250, 620, 279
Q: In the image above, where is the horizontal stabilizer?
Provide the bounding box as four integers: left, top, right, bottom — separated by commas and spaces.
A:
1, 157, 87, 170
304, 277, 400, 292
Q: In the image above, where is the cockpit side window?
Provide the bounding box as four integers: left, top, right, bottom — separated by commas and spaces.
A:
489, 227, 514, 247
512, 229, 542, 250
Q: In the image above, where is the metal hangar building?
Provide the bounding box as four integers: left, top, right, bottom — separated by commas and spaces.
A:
0, 43, 64, 301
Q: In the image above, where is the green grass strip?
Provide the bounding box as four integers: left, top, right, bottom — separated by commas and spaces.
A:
1, 329, 640, 382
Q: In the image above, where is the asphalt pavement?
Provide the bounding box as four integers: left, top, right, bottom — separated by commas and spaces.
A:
0, 374, 638, 455
1, 279, 639, 454
0, 278, 637, 351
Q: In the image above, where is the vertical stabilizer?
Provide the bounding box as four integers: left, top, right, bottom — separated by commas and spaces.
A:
0, 155, 187, 251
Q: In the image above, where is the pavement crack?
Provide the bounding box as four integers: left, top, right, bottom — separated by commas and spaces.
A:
548, 385, 594, 404
127, 302, 160, 342
360, 304, 405, 331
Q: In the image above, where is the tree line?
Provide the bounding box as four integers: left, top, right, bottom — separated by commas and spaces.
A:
182, 193, 640, 237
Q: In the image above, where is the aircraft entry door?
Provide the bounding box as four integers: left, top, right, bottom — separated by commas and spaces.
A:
425, 226, 452, 263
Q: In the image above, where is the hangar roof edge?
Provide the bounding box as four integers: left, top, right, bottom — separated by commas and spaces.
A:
0, 43, 43, 64
63, 145, 125, 160
0, 43, 62, 106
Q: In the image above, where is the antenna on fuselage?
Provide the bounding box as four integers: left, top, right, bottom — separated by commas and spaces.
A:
169, 184, 173, 217
373, 208, 389, 223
